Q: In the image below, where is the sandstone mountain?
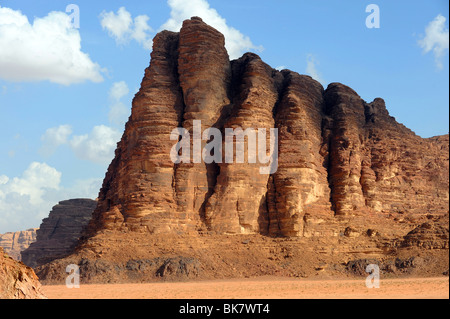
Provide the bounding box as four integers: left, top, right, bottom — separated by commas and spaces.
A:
37, 17, 448, 284
0, 247, 46, 299
21, 199, 96, 268
0, 228, 37, 261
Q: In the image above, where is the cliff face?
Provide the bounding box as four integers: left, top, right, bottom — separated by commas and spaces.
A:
87, 17, 448, 238
323, 85, 449, 217
0, 228, 37, 261
37, 18, 448, 283
21, 199, 96, 268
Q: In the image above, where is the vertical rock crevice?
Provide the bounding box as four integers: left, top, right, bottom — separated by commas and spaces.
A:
205, 53, 278, 234
271, 72, 331, 236
174, 17, 232, 230
323, 83, 366, 217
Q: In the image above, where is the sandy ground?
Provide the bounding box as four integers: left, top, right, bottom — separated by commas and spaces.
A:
42, 276, 449, 299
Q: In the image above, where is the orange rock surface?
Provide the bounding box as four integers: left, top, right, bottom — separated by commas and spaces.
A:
0, 247, 46, 299
0, 228, 37, 261
36, 17, 448, 284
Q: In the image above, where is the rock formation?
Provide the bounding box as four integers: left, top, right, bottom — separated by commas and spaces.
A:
86, 17, 448, 237
0, 228, 37, 261
0, 247, 46, 299
21, 199, 96, 268
37, 17, 448, 283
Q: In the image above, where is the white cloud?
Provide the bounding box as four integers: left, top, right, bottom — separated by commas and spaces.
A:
40, 125, 73, 156
0, 163, 101, 233
418, 14, 449, 69
109, 81, 130, 101
69, 125, 121, 165
38, 82, 126, 163
275, 66, 286, 71
0, 175, 8, 185
160, 0, 262, 59
99, 2, 261, 58
132, 15, 153, 48
0, 5, 104, 85
7, 162, 61, 205
100, 7, 153, 50
100, 7, 132, 42
108, 81, 130, 126
306, 54, 324, 85
0, 162, 61, 232
108, 81, 131, 127
65, 178, 102, 200
109, 103, 130, 127
39, 123, 121, 165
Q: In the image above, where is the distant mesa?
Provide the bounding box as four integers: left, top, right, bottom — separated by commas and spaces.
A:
0, 228, 38, 261
21, 199, 97, 268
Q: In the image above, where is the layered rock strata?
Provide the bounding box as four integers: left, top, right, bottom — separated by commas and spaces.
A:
0, 228, 37, 261
84, 17, 448, 240
21, 199, 96, 268
0, 247, 46, 299
34, 17, 448, 284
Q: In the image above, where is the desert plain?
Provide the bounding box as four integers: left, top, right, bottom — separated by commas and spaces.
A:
42, 276, 449, 299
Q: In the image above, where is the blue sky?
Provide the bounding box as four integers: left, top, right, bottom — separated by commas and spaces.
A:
0, 0, 448, 233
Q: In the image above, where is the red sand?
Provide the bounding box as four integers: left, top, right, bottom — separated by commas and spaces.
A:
42, 276, 449, 299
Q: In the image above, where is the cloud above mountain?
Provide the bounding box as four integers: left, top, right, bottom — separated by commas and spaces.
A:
0, 5, 104, 85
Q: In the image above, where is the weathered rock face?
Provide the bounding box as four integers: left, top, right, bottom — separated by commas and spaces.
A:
0, 228, 37, 261
269, 71, 331, 237
89, 31, 184, 234
174, 17, 232, 232
84, 17, 448, 240
205, 53, 279, 234
401, 215, 449, 249
21, 199, 96, 268
324, 86, 449, 217
0, 247, 46, 299
36, 17, 447, 284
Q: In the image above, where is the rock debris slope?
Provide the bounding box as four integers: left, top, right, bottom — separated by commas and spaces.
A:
0, 247, 46, 299
37, 17, 448, 283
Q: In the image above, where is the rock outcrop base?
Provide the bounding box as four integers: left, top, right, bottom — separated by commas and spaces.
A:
0, 247, 46, 299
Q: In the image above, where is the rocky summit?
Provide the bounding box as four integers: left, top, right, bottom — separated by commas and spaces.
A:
37, 17, 448, 284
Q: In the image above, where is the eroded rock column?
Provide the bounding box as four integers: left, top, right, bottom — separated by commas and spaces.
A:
89, 31, 185, 233
174, 17, 232, 230
205, 53, 278, 234
271, 72, 331, 236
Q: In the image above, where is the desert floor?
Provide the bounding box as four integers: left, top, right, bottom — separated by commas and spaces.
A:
42, 276, 449, 299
